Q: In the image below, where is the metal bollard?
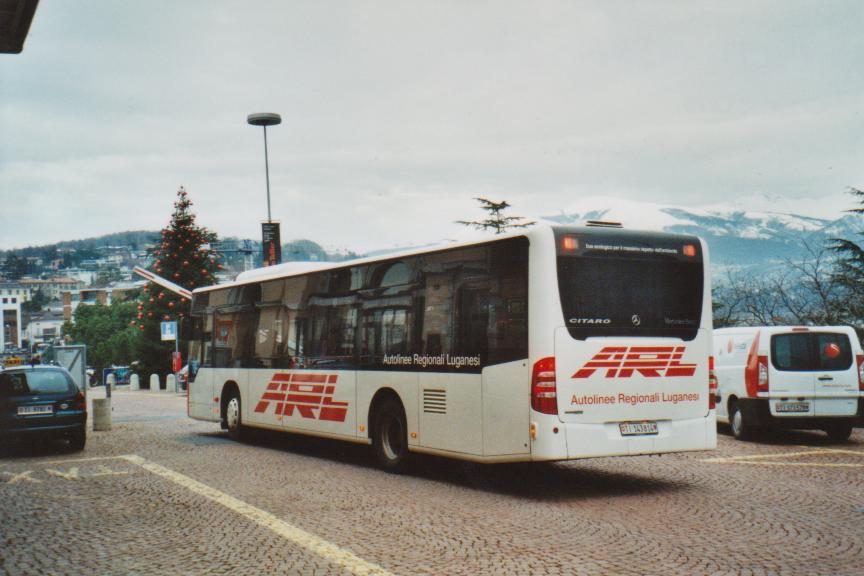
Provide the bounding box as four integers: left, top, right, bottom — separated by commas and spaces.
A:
130, 374, 140, 391
166, 374, 177, 393
92, 398, 112, 431
150, 373, 160, 391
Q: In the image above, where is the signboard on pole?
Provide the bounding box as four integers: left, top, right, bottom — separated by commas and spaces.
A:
261, 221, 282, 267
172, 351, 182, 373
160, 321, 178, 341
53, 345, 87, 395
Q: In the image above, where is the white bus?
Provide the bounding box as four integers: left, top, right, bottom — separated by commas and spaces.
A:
185, 224, 716, 471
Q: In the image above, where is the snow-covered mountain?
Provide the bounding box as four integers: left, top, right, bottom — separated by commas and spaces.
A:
541, 196, 863, 271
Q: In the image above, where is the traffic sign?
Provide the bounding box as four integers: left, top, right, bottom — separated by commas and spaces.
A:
160, 321, 178, 341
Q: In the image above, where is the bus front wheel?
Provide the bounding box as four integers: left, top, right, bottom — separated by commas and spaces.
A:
372, 398, 409, 473
225, 391, 245, 442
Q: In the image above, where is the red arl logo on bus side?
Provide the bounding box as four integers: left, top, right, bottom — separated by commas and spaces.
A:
254, 373, 348, 422
572, 346, 697, 378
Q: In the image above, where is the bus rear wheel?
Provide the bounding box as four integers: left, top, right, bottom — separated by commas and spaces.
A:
372, 398, 409, 473
225, 392, 245, 442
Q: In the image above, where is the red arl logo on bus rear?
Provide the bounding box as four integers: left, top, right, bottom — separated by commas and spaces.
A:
572, 346, 697, 378
254, 373, 348, 422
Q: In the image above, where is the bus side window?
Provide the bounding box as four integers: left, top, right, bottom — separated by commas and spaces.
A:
456, 286, 491, 360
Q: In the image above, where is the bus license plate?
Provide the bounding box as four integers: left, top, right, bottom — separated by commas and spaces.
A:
18, 405, 53, 415
775, 402, 809, 413
619, 421, 658, 436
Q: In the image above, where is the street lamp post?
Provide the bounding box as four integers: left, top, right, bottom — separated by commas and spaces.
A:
247, 112, 282, 266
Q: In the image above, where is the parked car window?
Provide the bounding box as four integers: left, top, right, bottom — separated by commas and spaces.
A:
0, 370, 73, 395
0, 372, 28, 395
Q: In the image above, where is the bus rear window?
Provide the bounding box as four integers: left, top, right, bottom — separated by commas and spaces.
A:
555, 231, 703, 340
771, 332, 852, 371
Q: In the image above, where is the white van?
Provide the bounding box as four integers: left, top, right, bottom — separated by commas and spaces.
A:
713, 326, 863, 441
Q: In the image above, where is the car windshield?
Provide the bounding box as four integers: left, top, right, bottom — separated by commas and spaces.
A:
0, 370, 73, 395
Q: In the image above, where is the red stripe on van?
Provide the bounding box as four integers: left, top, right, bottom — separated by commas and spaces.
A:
744, 332, 761, 397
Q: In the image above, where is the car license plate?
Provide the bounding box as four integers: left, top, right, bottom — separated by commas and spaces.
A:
619, 421, 658, 436
18, 405, 53, 415
775, 402, 809, 413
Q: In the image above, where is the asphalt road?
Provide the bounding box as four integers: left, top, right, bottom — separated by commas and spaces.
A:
1, 388, 863, 576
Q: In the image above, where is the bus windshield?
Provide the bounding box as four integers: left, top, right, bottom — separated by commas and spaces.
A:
555, 230, 704, 340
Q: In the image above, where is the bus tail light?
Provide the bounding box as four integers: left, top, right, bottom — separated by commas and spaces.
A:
682, 244, 697, 257
857, 354, 864, 391
757, 355, 769, 392
531, 357, 558, 415
708, 356, 717, 410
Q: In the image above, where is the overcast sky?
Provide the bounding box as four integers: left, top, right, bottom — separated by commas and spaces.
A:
1, 1, 862, 252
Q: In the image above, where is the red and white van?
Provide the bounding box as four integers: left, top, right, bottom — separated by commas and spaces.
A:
713, 326, 863, 441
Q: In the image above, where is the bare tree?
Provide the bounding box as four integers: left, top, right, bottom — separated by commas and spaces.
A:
713, 240, 851, 328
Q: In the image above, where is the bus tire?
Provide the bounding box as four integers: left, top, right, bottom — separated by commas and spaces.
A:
729, 401, 753, 441
372, 397, 409, 473
225, 390, 245, 442
824, 422, 853, 443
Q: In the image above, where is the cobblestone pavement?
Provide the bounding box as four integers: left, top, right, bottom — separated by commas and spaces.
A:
1, 388, 863, 575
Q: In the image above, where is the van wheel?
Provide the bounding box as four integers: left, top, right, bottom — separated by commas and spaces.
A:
225, 392, 245, 442
824, 423, 853, 443
729, 401, 753, 441
372, 398, 409, 473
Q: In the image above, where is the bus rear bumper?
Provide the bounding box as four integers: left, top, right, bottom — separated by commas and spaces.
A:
553, 414, 717, 460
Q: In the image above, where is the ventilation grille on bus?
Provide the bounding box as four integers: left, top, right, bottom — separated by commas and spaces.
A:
585, 220, 623, 228
423, 389, 447, 414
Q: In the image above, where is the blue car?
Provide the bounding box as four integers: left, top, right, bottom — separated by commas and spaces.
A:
0, 365, 87, 451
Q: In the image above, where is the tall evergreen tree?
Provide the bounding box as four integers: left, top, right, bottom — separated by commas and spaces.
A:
832, 187, 864, 324
134, 187, 220, 376
456, 197, 534, 234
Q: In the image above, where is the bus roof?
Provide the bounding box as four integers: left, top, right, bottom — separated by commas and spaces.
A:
193, 223, 701, 295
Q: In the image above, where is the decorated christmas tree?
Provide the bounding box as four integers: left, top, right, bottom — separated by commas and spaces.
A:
134, 187, 221, 379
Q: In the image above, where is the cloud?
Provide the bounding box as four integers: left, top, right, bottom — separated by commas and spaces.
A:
1, 0, 862, 251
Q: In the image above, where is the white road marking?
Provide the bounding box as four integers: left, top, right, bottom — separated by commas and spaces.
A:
709, 461, 864, 468
46, 467, 81, 480
2, 471, 41, 485
89, 465, 128, 477
41, 456, 126, 465
703, 448, 864, 467
119, 455, 394, 576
